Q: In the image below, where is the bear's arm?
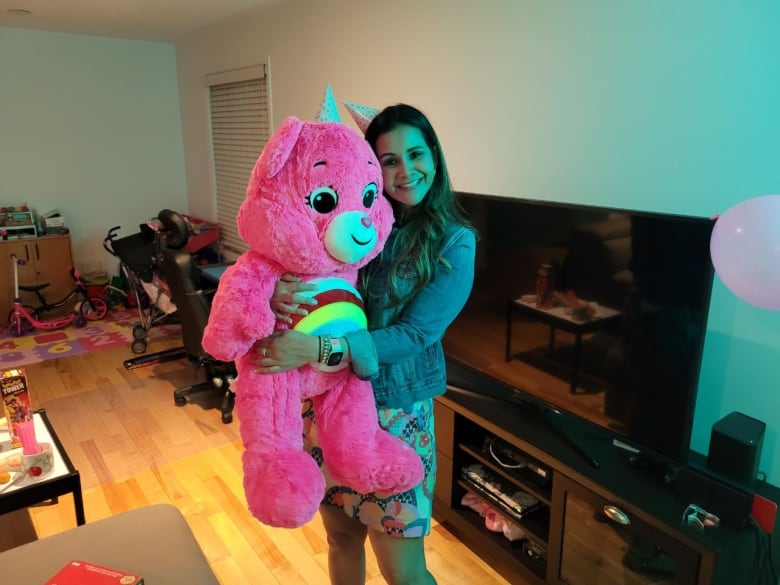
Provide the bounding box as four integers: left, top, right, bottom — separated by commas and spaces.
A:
201, 253, 279, 361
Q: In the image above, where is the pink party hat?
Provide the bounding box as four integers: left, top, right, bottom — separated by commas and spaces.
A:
317, 84, 342, 122
343, 100, 381, 134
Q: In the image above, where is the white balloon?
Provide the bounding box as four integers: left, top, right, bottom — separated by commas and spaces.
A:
710, 195, 780, 310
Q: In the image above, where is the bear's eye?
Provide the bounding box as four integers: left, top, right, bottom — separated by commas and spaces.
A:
363, 183, 378, 208
307, 186, 338, 213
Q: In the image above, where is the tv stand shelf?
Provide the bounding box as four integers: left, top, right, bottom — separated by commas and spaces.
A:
433, 386, 780, 585
458, 442, 552, 505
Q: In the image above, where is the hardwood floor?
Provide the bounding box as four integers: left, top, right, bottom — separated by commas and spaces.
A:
7, 341, 517, 585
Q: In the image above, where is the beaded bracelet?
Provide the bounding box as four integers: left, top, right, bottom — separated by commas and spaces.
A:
319, 334, 332, 366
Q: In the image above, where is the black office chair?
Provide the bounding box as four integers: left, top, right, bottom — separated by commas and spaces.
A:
154, 209, 236, 424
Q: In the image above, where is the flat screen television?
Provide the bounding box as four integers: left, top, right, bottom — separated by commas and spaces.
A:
443, 192, 715, 468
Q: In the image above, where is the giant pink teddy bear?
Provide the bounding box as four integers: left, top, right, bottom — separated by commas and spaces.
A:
202, 115, 424, 528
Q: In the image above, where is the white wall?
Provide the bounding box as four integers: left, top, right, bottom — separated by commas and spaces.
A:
178, 0, 780, 212
176, 0, 780, 481
0, 27, 187, 274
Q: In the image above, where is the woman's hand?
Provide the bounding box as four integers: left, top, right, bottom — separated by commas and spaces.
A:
270, 273, 319, 323
254, 330, 320, 373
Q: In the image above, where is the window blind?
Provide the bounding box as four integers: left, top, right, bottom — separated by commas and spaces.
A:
208, 72, 270, 255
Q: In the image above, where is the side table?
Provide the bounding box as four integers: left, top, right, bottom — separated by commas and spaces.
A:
0, 409, 85, 525
505, 296, 621, 394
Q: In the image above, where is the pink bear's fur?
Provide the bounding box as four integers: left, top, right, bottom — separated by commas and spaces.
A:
202, 116, 424, 528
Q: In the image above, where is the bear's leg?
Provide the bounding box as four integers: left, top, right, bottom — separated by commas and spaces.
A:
313, 379, 424, 495
235, 371, 324, 528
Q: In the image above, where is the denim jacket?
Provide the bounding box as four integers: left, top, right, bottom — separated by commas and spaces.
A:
344, 222, 476, 412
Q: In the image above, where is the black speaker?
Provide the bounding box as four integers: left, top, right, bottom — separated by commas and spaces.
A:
706, 411, 765, 486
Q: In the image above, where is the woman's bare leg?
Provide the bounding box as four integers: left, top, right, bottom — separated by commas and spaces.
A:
320, 504, 368, 585
368, 528, 436, 585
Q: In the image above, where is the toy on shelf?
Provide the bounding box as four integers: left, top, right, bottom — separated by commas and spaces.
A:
0, 204, 37, 238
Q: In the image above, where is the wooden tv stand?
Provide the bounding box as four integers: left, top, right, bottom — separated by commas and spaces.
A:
433, 386, 780, 585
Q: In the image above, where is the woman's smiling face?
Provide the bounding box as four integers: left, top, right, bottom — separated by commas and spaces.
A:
374, 123, 436, 208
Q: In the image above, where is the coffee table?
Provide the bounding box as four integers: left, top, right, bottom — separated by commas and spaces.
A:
0, 504, 219, 584
505, 296, 621, 394
0, 409, 85, 525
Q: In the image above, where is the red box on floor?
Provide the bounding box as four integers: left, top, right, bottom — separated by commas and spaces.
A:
45, 560, 144, 584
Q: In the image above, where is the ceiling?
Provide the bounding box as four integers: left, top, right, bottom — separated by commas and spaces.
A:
0, 0, 282, 42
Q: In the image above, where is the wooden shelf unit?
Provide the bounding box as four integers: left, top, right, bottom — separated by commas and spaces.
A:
433, 385, 780, 585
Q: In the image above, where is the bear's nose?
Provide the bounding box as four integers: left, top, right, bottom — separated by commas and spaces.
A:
361, 216, 373, 228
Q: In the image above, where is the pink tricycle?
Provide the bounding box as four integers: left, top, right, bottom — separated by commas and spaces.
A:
7, 253, 105, 336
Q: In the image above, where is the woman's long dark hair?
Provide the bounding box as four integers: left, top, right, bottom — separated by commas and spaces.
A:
363, 104, 471, 304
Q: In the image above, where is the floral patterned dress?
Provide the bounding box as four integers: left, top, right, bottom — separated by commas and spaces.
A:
302, 397, 436, 538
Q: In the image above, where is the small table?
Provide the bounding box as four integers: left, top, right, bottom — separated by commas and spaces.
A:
505, 297, 621, 394
0, 409, 85, 525
197, 262, 234, 285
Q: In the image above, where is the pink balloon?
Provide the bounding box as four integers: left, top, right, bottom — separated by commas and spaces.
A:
710, 194, 780, 310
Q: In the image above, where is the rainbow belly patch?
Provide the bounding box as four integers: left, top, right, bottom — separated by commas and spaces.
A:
290, 277, 367, 336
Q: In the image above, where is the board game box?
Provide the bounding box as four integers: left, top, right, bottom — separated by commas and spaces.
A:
1, 368, 33, 449
45, 560, 144, 584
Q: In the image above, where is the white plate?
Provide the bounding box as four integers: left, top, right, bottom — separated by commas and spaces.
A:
0, 451, 22, 472
0, 470, 22, 493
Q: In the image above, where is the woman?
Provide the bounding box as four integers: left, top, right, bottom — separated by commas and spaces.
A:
257, 103, 476, 585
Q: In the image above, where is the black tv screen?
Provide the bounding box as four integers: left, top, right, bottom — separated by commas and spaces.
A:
443, 193, 715, 465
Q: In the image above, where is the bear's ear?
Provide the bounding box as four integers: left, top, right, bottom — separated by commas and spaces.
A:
263, 116, 304, 179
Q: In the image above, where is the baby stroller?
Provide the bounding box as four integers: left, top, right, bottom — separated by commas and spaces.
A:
103, 218, 183, 354
104, 209, 235, 423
